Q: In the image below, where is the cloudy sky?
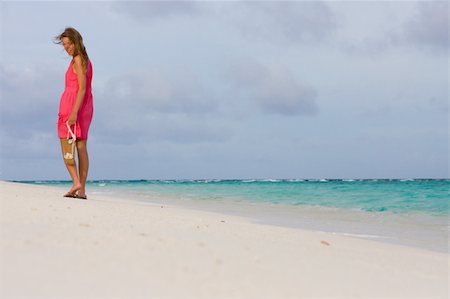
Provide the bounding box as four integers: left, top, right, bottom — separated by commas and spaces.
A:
0, 1, 448, 180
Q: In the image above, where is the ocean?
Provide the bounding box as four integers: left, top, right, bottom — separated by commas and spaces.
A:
20, 179, 449, 253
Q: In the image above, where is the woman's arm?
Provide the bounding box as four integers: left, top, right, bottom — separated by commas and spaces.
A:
68, 55, 86, 125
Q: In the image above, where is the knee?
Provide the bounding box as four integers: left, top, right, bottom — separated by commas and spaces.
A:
76, 141, 87, 152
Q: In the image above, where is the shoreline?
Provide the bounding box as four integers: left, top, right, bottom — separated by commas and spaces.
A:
22, 180, 448, 253
1, 181, 448, 298
100, 190, 449, 254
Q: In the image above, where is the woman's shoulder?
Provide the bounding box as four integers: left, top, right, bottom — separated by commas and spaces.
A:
72, 55, 88, 75
73, 55, 83, 63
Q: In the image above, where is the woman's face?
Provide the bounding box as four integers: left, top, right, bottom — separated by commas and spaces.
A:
62, 37, 75, 56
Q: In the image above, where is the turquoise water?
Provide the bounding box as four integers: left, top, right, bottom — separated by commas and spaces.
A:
19, 179, 449, 252
24, 179, 449, 216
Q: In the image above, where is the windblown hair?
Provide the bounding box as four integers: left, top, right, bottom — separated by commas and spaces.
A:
54, 27, 89, 71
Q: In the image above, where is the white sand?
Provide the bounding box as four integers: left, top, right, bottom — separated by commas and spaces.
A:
0, 181, 448, 298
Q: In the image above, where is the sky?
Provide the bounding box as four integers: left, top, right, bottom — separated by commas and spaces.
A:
0, 1, 448, 180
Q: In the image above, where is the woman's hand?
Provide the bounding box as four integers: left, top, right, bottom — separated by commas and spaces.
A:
68, 112, 77, 126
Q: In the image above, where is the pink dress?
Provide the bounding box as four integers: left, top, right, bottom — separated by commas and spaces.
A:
57, 58, 93, 140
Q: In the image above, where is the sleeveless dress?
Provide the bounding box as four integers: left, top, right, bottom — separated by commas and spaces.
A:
57, 58, 93, 140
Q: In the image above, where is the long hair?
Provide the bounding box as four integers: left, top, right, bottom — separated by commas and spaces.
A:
54, 27, 89, 70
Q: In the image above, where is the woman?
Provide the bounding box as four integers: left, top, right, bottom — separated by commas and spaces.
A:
55, 27, 93, 199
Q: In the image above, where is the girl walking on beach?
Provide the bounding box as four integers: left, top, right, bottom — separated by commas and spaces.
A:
55, 27, 93, 200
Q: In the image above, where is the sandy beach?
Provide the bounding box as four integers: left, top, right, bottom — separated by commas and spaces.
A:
0, 181, 448, 298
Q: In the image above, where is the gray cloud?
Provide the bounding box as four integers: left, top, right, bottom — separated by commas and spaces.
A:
0, 62, 229, 162
0, 64, 65, 164
110, 1, 336, 44
340, 1, 449, 56
331, 2, 448, 57
399, 2, 449, 52
103, 69, 216, 115
92, 68, 231, 145
233, 1, 337, 44
224, 59, 318, 116
1, 1, 447, 180
109, 1, 199, 20
93, 108, 232, 146
0, 64, 61, 136
429, 97, 448, 114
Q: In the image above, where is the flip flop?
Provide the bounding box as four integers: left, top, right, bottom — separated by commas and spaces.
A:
76, 194, 88, 200
63, 192, 78, 198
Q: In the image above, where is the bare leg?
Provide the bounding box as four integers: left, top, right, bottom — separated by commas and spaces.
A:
76, 140, 89, 198
60, 139, 81, 195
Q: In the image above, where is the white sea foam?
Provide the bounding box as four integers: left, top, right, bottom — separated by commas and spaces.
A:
331, 232, 394, 239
